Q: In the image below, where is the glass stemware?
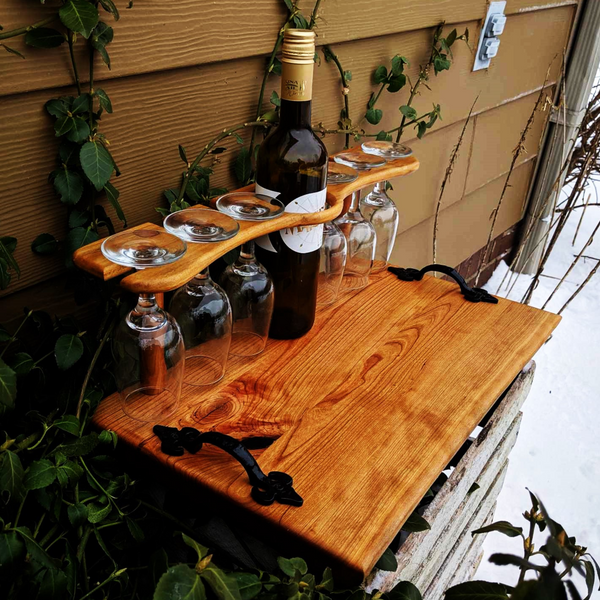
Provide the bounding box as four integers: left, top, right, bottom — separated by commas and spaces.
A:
102, 229, 186, 422
164, 209, 237, 386
216, 192, 281, 356
333, 151, 384, 291
360, 140, 413, 272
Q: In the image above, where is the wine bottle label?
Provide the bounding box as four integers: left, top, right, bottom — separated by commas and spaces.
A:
255, 183, 326, 254
281, 62, 313, 102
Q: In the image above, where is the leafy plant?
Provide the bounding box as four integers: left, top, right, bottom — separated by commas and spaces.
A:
444, 491, 599, 599
0, 235, 19, 289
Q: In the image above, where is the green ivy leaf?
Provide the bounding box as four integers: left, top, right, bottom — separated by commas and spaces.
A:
0, 236, 17, 253
23, 459, 57, 490
277, 557, 308, 577
344, 70, 352, 82
31, 233, 59, 256
374, 547, 397, 571
0, 259, 11, 290
72, 94, 90, 114
126, 517, 145, 542
444, 580, 511, 599
154, 565, 206, 600
0, 532, 25, 574
446, 29, 457, 48
231, 573, 261, 600
54, 432, 99, 457
7, 352, 34, 376
391, 55, 408, 76
35, 567, 68, 599
99, 0, 120, 20
54, 415, 80, 435
87, 501, 112, 523
0, 326, 10, 343
55, 115, 74, 137
272, 57, 282, 76
387, 74, 406, 93
0, 358, 17, 410
80, 140, 114, 191
433, 55, 451, 75
471, 520, 523, 538
376, 130, 392, 141
66, 116, 90, 142
58, 460, 83, 485
45, 99, 69, 118
54, 333, 84, 370
59, 0, 99, 39
366, 108, 383, 125
373, 65, 388, 84
0, 450, 24, 502
181, 533, 209, 561
417, 121, 428, 139
91, 21, 113, 68
400, 105, 418, 120
104, 182, 126, 226
0, 238, 19, 276
95, 88, 113, 113
201, 564, 241, 600
388, 581, 422, 600
270, 90, 281, 107
234, 148, 252, 185
53, 168, 84, 204
25, 27, 65, 48
401, 511, 431, 533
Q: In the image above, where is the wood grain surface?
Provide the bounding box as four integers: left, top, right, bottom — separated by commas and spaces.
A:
0, 7, 573, 297
0, 0, 577, 96
93, 270, 560, 583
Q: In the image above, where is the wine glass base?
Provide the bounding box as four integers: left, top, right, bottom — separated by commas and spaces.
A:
183, 355, 225, 386
121, 387, 179, 422
230, 331, 267, 357
371, 261, 389, 274
341, 273, 370, 291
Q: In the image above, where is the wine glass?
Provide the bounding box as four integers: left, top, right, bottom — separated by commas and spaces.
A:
164, 209, 239, 386
333, 151, 385, 291
317, 165, 357, 306
102, 229, 186, 422
361, 140, 413, 272
216, 192, 283, 356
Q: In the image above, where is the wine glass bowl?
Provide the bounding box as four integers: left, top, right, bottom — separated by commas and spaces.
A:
333, 151, 386, 170
216, 192, 285, 221
163, 208, 239, 243
361, 140, 413, 159
318, 218, 347, 306
327, 162, 359, 185
101, 229, 187, 268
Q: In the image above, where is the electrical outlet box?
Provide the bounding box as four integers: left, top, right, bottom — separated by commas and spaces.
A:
473, 1, 507, 71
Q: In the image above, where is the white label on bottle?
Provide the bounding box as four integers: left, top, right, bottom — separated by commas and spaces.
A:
255, 183, 326, 254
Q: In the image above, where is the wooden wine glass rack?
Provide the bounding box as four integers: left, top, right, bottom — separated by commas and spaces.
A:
72, 150, 419, 292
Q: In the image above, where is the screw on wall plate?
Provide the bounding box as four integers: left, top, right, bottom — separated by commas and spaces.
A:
473, 1, 507, 71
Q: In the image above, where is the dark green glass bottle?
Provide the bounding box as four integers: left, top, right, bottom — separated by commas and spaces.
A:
255, 29, 328, 339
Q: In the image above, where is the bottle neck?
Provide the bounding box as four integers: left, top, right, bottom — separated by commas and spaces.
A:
279, 59, 314, 128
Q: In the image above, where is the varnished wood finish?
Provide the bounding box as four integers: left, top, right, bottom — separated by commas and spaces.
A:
93, 271, 560, 583
73, 155, 419, 292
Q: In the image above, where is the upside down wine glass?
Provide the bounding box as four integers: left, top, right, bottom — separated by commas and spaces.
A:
317, 163, 356, 306
216, 192, 283, 356
102, 229, 186, 421
164, 208, 239, 386
333, 151, 385, 290
360, 140, 412, 272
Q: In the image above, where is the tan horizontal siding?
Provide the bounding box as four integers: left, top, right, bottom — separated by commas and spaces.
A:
0, 0, 577, 96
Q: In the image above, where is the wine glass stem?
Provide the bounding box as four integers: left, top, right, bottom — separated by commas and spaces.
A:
375, 180, 387, 193
194, 267, 210, 281
241, 241, 255, 260
349, 190, 361, 212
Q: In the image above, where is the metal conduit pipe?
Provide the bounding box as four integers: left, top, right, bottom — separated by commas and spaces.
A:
514, 0, 600, 274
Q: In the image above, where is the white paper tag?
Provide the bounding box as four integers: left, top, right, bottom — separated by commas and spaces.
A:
255, 183, 326, 254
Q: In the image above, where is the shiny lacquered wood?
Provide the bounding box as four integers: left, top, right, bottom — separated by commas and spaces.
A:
92, 271, 560, 583
72, 153, 419, 293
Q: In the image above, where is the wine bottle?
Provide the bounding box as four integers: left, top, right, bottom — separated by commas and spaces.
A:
255, 29, 328, 339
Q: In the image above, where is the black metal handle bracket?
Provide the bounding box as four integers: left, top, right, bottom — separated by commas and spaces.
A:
153, 425, 303, 508
388, 264, 498, 304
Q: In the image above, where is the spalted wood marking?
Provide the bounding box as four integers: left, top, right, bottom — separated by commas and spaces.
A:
93, 272, 559, 583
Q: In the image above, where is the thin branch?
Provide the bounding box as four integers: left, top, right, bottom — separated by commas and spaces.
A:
309, 0, 324, 29
0, 16, 58, 40
433, 96, 478, 263
572, 193, 591, 245
475, 64, 553, 286
67, 32, 82, 97
557, 258, 600, 315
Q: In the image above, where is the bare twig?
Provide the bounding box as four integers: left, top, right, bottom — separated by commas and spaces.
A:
475, 65, 553, 287
557, 259, 600, 315
572, 193, 591, 245
432, 96, 478, 263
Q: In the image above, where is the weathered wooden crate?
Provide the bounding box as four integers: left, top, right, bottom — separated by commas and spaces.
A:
366, 361, 535, 598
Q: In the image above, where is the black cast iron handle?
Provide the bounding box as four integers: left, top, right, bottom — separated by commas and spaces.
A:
153, 425, 303, 508
388, 264, 498, 304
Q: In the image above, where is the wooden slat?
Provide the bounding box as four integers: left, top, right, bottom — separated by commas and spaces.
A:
366, 364, 534, 591
391, 160, 535, 269
0, 0, 578, 97
92, 271, 560, 583
0, 7, 573, 296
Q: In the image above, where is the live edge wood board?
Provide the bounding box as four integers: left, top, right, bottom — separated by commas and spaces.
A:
93, 270, 560, 584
